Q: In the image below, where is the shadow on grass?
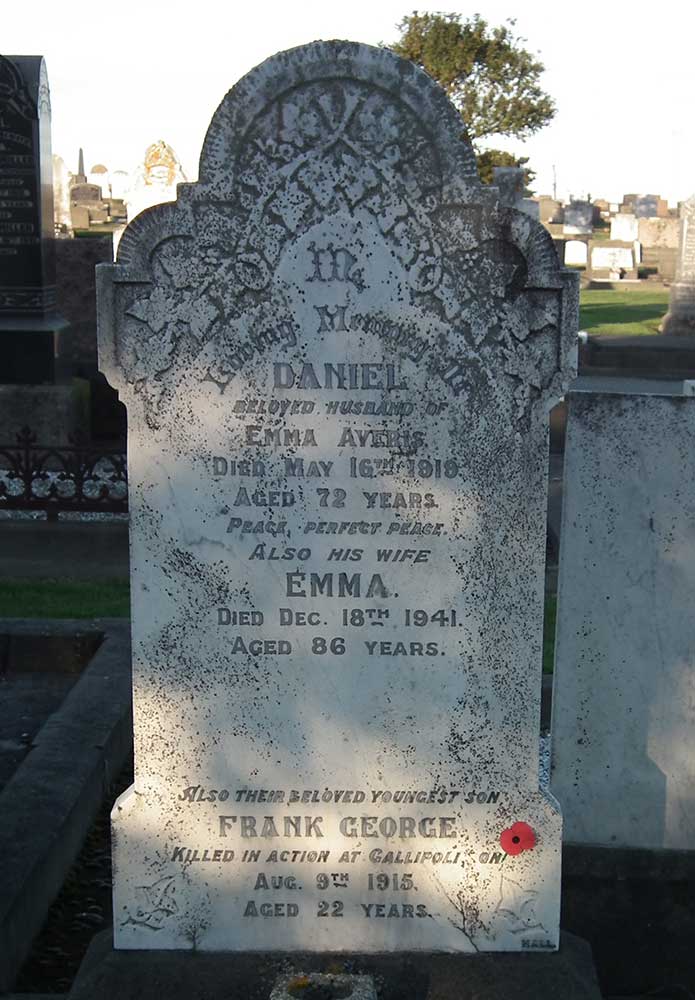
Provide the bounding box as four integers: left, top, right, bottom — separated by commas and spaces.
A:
579, 289, 669, 335
580, 301, 668, 330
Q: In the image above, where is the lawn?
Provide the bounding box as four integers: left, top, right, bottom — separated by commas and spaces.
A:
0, 579, 130, 618
579, 287, 669, 337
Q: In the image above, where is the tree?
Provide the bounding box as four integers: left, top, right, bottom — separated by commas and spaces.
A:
389, 12, 555, 189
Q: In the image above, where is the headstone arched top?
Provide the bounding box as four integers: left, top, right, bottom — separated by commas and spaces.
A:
106, 41, 573, 434
196, 41, 480, 198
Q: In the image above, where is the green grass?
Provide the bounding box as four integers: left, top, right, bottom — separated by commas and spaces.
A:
542, 594, 556, 674
579, 287, 669, 337
0, 579, 130, 618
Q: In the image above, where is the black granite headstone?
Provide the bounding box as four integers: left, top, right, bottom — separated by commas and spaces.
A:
0, 54, 67, 383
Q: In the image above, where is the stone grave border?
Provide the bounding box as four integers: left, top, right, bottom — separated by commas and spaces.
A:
66, 928, 601, 1000
0, 618, 132, 993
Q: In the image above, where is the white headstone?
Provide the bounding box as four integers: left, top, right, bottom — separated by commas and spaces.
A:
110, 169, 130, 201
661, 195, 695, 335
590, 245, 634, 272
564, 241, 588, 267
52, 153, 72, 231
126, 139, 186, 222
99, 40, 578, 955
551, 390, 695, 849
610, 214, 639, 242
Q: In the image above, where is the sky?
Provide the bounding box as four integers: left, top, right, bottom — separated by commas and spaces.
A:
3, 0, 695, 205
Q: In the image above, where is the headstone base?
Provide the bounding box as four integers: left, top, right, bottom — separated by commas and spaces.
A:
660, 300, 695, 336
0, 383, 84, 447
67, 931, 600, 1000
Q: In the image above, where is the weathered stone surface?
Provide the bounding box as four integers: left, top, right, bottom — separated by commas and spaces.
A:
551, 390, 695, 849
98, 40, 578, 953
491, 167, 538, 220
661, 195, 695, 336
492, 166, 524, 207
637, 216, 679, 249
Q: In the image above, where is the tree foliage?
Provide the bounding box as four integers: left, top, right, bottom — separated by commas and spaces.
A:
390, 12, 555, 146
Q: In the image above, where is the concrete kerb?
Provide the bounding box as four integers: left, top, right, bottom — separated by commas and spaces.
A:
0, 618, 132, 994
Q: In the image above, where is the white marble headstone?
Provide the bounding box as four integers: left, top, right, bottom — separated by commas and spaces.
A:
552, 390, 695, 849
125, 139, 187, 223
98, 40, 578, 954
591, 245, 635, 272
564, 241, 588, 267
610, 214, 639, 242
52, 153, 72, 231
110, 170, 130, 201
661, 195, 695, 335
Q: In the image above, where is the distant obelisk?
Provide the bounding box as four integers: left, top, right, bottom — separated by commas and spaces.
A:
75, 146, 86, 183
661, 194, 695, 336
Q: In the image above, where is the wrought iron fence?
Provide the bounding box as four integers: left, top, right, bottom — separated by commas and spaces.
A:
0, 427, 128, 520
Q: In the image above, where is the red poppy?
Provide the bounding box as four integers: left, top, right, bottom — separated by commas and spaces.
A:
499, 821, 536, 856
